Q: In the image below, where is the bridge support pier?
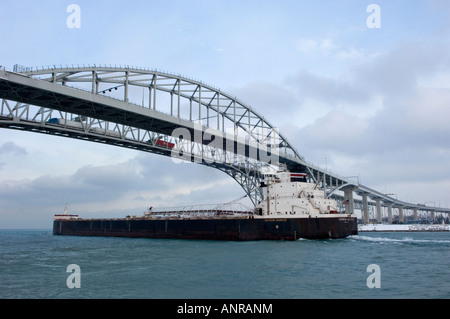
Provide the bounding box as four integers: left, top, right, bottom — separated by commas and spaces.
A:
413, 208, 418, 220
342, 185, 358, 215
387, 204, 393, 224
376, 199, 382, 223
398, 206, 404, 223
362, 194, 369, 224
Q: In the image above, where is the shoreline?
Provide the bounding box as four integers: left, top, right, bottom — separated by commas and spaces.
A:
358, 224, 449, 232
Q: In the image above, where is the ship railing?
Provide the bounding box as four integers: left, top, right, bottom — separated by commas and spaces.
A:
146, 202, 253, 215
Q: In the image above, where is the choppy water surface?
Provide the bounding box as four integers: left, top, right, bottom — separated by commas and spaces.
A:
1, 230, 449, 299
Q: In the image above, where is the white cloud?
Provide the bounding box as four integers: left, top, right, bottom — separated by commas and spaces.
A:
336, 47, 364, 59
0, 141, 27, 155
213, 46, 225, 53
288, 70, 370, 105
296, 38, 338, 54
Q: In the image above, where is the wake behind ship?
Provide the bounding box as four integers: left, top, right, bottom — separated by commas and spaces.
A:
53, 171, 358, 240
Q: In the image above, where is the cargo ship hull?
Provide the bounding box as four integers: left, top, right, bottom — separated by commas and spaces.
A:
53, 216, 357, 240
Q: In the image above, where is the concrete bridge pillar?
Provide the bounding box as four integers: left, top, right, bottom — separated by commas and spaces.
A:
342, 185, 358, 215
413, 209, 418, 220
362, 194, 369, 224
431, 211, 436, 221
387, 204, 393, 224
398, 206, 404, 223
376, 199, 382, 223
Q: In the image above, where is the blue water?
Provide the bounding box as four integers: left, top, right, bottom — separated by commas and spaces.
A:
1, 229, 449, 299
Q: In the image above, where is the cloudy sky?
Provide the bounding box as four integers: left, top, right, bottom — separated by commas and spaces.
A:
1, 0, 450, 228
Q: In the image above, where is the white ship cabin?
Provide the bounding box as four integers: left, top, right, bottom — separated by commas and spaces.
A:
54, 214, 79, 220
255, 171, 340, 218
54, 206, 79, 220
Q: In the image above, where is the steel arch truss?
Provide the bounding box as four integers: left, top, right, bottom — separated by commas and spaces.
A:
0, 66, 298, 205
20, 66, 302, 160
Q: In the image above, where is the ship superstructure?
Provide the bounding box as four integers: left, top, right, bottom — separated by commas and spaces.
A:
255, 172, 340, 217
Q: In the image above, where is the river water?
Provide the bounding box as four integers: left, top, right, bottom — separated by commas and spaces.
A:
1, 229, 449, 299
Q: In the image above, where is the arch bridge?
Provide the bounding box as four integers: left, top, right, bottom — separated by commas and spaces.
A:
0, 65, 448, 222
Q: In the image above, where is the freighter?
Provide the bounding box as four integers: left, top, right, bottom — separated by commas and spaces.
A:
53, 171, 357, 240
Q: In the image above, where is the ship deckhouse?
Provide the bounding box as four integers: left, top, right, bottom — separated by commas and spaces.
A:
255, 172, 340, 218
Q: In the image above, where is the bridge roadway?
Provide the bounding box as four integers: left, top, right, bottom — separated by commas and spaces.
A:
0, 65, 448, 222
